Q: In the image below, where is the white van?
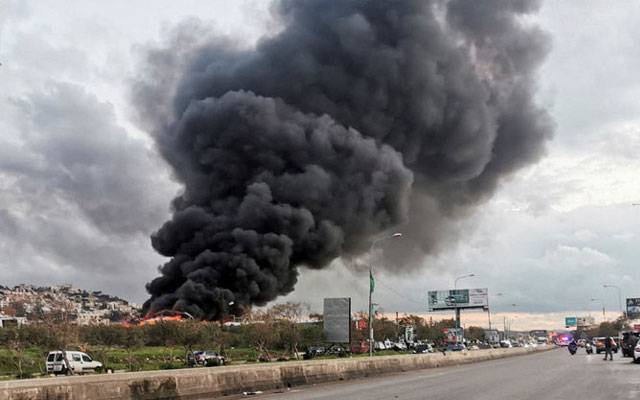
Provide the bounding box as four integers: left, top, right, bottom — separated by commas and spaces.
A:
46, 351, 103, 375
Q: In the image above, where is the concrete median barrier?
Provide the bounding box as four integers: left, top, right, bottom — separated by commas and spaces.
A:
0, 346, 552, 400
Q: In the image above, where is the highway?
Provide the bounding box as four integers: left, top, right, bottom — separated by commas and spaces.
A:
250, 349, 640, 400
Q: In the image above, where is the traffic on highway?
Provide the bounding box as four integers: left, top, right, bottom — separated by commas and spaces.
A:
251, 348, 640, 400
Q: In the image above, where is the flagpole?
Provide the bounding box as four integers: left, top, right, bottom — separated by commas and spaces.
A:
368, 232, 402, 358
368, 268, 374, 357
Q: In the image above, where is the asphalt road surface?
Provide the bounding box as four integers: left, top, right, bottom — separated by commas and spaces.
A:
248, 349, 640, 400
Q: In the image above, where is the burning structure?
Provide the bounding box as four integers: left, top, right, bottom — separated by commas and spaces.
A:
135, 0, 553, 320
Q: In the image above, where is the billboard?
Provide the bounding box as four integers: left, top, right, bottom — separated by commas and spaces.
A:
565, 317, 577, 327
403, 326, 415, 343
323, 298, 351, 343
627, 298, 640, 319
427, 288, 488, 311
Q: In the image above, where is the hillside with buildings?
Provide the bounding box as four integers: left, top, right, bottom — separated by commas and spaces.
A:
0, 284, 140, 326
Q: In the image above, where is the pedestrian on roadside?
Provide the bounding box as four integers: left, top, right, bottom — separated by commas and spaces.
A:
603, 336, 614, 361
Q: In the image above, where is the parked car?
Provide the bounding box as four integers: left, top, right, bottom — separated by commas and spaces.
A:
499, 340, 513, 348
325, 346, 348, 357
620, 332, 640, 357
412, 344, 434, 354
303, 346, 325, 360
446, 343, 466, 352
187, 351, 226, 367
392, 342, 408, 351
634, 343, 640, 363
593, 337, 618, 354
46, 351, 102, 375
305, 346, 325, 357
374, 341, 387, 351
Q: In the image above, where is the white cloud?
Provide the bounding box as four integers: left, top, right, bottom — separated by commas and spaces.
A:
542, 245, 615, 270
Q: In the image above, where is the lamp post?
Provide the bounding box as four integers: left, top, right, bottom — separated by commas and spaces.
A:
368, 232, 402, 357
590, 298, 606, 321
487, 292, 505, 331
453, 274, 476, 329
603, 284, 624, 319
454, 273, 476, 289
508, 304, 519, 339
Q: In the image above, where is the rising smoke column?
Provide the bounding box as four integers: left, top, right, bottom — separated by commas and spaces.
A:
137, 0, 553, 319
142, 91, 413, 318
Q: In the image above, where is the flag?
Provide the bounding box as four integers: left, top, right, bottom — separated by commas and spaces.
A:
369, 270, 375, 294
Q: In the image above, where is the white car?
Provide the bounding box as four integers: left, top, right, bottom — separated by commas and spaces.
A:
46, 351, 103, 375
634, 344, 640, 363
374, 341, 387, 350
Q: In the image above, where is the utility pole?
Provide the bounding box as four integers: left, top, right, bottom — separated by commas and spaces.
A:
395, 311, 399, 340
503, 316, 507, 340
368, 232, 402, 357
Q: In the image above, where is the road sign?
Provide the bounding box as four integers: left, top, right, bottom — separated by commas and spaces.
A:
427, 288, 488, 311
565, 317, 577, 327
323, 298, 351, 343
443, 328, 464, 343
576, 316, 595, 327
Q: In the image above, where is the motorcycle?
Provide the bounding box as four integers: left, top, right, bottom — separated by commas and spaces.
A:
585, 343, 593, 354
568, 342, 578, 355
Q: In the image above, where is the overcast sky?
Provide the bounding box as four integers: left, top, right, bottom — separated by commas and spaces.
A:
1, 1, 639, 330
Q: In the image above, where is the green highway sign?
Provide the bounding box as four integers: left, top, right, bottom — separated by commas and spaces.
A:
565, 317, 577, 327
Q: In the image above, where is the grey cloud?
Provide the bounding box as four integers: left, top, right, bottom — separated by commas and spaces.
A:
7, 82, 172, 235
0, 80, 175, 300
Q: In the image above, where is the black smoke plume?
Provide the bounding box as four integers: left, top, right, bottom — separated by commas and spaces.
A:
136, 0, 553, 319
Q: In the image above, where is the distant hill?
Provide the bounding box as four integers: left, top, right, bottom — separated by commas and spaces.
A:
0, 284, 140, 325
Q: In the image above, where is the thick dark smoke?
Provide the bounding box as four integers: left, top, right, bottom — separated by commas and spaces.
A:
136, 0, 553, 319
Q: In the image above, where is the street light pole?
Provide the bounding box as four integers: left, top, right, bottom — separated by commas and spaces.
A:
454, 274, 476, 289
603, 284, 623, 319
368, 232, 402, 357
590, 298, 606, 321
487, 292, 505, 332
509, 304, 519, 339
453, 273, 475, 329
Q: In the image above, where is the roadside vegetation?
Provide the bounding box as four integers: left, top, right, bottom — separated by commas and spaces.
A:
0, 302, 473, 380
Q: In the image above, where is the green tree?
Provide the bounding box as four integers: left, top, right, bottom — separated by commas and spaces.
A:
465, 326, 486, 342
6, 327, 33, 378
123, 327, 144, 371
176, 321, 206, 363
